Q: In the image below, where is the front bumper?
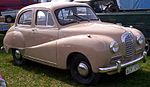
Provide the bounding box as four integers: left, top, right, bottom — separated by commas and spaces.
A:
99, 51, 147, 73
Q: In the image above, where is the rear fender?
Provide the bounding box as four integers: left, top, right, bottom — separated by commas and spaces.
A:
3, 31, 25, 52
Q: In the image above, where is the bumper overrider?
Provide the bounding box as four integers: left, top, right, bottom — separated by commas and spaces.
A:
99, 51, 147, 74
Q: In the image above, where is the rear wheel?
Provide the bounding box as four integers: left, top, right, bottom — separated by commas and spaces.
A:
69, 54, 99, 85
12, 49, 24, 65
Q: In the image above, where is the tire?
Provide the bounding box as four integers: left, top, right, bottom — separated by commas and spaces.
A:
5, 16, 14, 23
12, 49, 24, 65
145, 40, 150, 55
69, 54, 99, 85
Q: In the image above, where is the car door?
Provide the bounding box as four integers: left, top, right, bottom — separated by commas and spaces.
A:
25, 10, 58, 65
16, 9, 36, 47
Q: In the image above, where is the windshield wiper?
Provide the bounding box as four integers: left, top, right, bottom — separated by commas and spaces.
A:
73, 14, 90, 22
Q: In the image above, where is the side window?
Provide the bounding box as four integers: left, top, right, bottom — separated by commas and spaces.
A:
18, 11, 32, 25
36, 10, 54, 26
36, 10, 47, 25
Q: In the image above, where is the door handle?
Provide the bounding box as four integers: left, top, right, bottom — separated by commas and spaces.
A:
32, 29, 37, 32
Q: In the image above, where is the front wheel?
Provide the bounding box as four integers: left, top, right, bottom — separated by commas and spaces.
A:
12, 49, 24, 65
69, 54, 99, 85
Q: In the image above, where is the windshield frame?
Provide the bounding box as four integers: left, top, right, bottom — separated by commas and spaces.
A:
54, 6, 99, 25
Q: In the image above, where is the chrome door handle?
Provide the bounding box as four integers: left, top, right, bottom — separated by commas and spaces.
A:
32, 29, 37, 31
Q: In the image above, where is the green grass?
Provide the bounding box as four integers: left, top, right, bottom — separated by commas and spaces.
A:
0, 34, 150, 87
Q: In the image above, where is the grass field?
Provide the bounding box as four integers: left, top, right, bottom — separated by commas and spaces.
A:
0, 34, 150, 87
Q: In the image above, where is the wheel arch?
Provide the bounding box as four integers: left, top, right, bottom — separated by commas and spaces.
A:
66, 52, 91, 70
3, 30, 25, 52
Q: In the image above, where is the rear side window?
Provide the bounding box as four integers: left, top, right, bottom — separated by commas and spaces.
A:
36, 10, 54, 26
18, 11, 32, 25
36, 10, 47, 25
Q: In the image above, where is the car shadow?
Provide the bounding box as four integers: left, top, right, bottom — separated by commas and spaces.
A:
10, 59, 150, 87
10, 59, 84, 86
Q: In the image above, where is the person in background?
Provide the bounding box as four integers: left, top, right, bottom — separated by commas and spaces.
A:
0, 75, 6, 87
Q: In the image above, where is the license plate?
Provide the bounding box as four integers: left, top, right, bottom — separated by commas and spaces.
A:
125, 64, 140, 75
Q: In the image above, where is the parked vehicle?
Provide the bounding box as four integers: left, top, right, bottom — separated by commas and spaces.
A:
0, 23, 13, 33
74, 0, 150, 54
0, 0, 40, 23
3, 2, 147, 84
0, 16, 5, 22
1, 10, 18, 23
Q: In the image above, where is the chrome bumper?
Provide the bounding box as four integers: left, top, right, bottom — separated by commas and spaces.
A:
99, 51, 147, 73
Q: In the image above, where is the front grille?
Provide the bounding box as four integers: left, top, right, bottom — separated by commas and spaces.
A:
124, 33, 135, 57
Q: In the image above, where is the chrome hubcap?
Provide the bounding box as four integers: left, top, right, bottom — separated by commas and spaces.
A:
77, 62, 89, 77
145, 41, 150, 52
15, 50, 21, 59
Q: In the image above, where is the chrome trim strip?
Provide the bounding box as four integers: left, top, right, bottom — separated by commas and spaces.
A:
24, 55, 57, 66
99, 54, 145, 73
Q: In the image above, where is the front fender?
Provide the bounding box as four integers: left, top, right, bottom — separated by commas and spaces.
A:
3, 31, 25, 52
57, 35, 114, 73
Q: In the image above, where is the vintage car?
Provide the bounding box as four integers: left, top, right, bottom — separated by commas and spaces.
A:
74, 0, 150, 54
3, 2, 147, 84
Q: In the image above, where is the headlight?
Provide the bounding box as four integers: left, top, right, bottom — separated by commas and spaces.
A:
137, 35, 145, 45
110, 41, 119, 53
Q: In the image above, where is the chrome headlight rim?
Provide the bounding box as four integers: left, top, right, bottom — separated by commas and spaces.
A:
110, 41, 119, 53
137, 35, 145, 45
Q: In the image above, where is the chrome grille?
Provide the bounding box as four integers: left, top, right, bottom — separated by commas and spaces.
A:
124, 33, 135, 57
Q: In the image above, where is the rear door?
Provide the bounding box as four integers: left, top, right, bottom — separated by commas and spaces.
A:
25, 9, 58, 65
16, 9, 35, 47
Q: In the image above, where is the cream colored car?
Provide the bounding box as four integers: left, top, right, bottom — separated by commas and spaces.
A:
3, 2, 147, 84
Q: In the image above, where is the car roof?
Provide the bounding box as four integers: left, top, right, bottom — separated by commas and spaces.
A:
20, 2, 89, 11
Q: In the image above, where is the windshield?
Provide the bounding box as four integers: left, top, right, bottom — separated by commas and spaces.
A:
117, 0, 150, 10
55, 6, 99, 25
